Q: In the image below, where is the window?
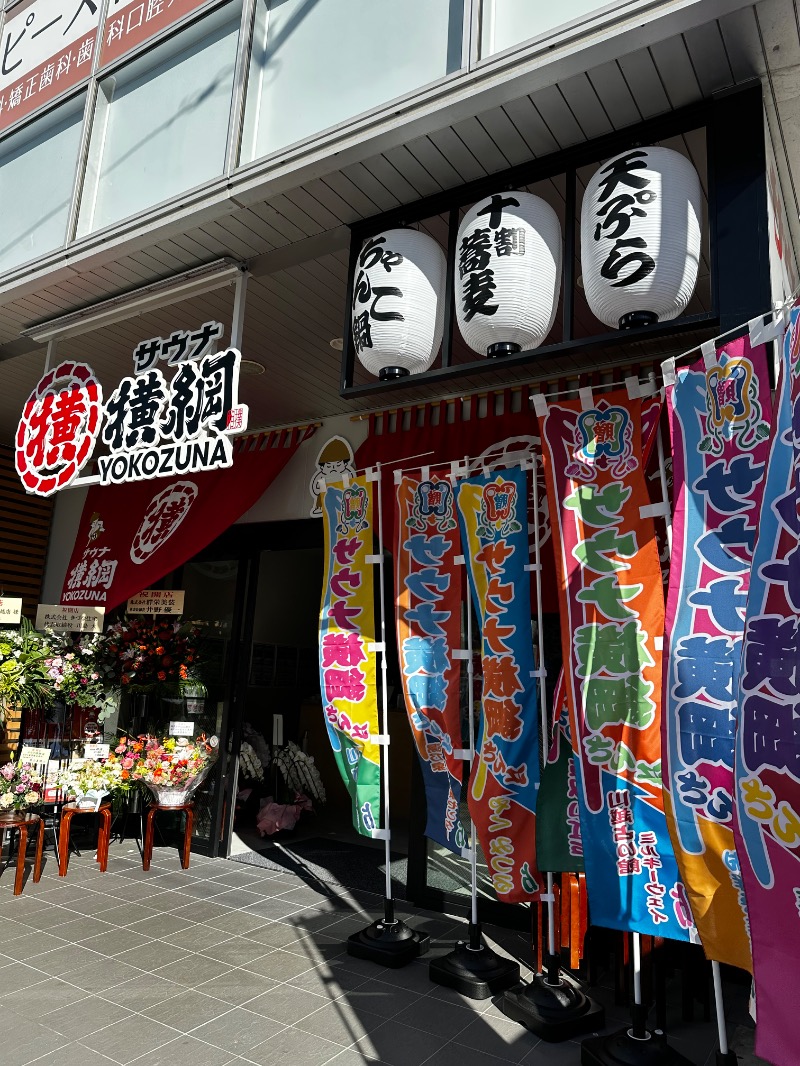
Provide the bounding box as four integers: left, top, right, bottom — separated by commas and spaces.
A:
0, 94, 84, 275
77, 4, 240, 237
241, 0, 464, 164
479, 0, 619, 58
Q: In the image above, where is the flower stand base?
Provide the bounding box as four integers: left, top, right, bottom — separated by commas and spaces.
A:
0, 812, 44, 895
143, 802, 194, 871
58, 802, 112, 877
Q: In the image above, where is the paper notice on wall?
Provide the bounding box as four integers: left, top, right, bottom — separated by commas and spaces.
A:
35, 604, 105, 633
127, 589, 185, 615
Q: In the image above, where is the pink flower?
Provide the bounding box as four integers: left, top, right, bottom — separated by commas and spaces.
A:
0, 764, 15, 781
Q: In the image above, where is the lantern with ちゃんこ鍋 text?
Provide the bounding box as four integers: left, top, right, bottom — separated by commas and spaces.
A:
580, 146, 702, 330
455, 190, 562, 358
350, 228, 446, 380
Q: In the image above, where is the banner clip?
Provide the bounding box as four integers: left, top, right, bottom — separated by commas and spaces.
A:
453, 748, 474, 761
639, 502, 669, 519
393, 469, 403, 485
365, 554, 382, 564
365, 468, 380, 483
370, 734, 391, 746
531, 392, 548, 416
540, 892, 556, 903
367, 642, 385, 653
524, 563, 541, 573
531, 669, 547, 679
454, 554, 465, 566
452, 650, 471, 660
421, 465, 430, 482
653, 636, 664, 651
578, 387, 594, 412
701, 339, 717, 369
625, 376, 640, 399
371, 829, 391, 840
661, 357, 676, 387
342, 472, 351, 488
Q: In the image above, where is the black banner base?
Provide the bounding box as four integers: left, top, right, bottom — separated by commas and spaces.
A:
582, 1028, 694, 1066
502, 969, 605, 1042
346, 918, 430, 969
429, 939, 520, 1000
715, 1053, 738, 1066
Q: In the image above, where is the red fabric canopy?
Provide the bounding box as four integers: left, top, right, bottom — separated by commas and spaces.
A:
61, 426, 316, 611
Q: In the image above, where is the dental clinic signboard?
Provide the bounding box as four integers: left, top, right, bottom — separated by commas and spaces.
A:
14, 321, 249, 497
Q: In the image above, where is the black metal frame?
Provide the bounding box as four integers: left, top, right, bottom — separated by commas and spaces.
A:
340, 83, 770, 397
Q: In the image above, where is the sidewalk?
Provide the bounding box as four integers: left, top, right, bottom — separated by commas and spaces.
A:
0, 839, 749, 1066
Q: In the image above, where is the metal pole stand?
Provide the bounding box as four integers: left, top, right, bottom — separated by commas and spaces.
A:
581, 935, 692, 1065
347, 893, 430, 969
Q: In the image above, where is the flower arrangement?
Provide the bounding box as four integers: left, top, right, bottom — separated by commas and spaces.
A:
0, 762, 43, 812
104, 617, 207, 698
57, 758, 130, 809
111, 734, 218, 806
42, 631, 118, 718
273, 742, 326, 807
0, 620, 52, 723
239, 741, 264, 783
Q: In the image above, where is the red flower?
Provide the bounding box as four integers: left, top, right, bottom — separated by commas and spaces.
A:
157, 670, 167, 681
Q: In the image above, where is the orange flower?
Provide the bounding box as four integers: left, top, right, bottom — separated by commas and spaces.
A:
157, 670, 166, 681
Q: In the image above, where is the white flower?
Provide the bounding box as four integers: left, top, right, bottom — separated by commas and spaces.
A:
24, 792, 39, 805
0, 793, 14, 808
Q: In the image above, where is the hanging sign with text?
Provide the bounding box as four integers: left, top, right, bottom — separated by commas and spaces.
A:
15, 334, 248, 497
319, 478, 381, 838
538, 389, 693, 940
0, 598, 23, 624
663, 335, 771, 972
100, 0, 214, 68
734, 303, 800, 1066
35, 604, 105, 633
457, 467, 542, 903
127, 590, 185, 615
396, 475, 466, 856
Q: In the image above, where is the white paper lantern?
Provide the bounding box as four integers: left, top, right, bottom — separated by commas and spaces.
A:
351, 228, 446, 380
581, 146, 702, 329
455, 191, 562, 358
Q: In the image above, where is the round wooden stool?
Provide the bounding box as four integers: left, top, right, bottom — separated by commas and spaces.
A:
0, 812, 44, 895
58, 801, 112, 877
142, 802, 194, 871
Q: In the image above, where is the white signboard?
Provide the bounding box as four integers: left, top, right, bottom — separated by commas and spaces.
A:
0, 598, 23, 624
168, 721, 194, 737
35, 604, 105, 633
83, 743, 110, 761
127, 589, 185, 615
19, 746, 52, 765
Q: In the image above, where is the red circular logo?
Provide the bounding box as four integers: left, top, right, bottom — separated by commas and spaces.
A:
15, 361, 103, 496
131, 482, 199, 565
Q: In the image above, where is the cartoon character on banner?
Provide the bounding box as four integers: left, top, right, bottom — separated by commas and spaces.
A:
310, 436, 357, 516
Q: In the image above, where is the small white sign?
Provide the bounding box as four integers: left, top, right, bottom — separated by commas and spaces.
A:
168, 721, 194, 738
0, 598, 23, 624
83, 744, 110, 761
35, 604, 105, 633
127, 590, 186, 615
19, 746, 52, 765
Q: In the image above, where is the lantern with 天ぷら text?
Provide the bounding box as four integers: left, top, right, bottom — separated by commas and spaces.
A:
580, 146, 702, 330
455, 191, 562, 358
351, 228, 446, 380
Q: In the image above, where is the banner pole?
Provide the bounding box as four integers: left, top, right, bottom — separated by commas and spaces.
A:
346, 464, 429, 968
501, 455, 604, 1040
651, 389, 734, 1065
465, 579, 479, 933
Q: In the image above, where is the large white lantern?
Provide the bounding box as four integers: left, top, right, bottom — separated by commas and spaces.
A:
581, 146, 702, 329
351, 228, 446, 380
455, 191, 562, 358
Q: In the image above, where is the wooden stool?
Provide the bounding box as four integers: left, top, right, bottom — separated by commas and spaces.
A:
142, 803, 194, 871
58, 802, 112, 877
0, 812, 44, 895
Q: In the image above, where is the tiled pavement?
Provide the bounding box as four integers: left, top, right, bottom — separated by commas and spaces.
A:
0, 839, 742, 1066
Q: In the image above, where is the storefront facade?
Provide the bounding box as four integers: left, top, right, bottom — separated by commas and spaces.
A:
2, 0, 800, 946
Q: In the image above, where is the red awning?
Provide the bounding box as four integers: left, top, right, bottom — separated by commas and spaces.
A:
61, 426, 317, 611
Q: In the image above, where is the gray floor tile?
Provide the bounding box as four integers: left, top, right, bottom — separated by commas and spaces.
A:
160, 924, 234, 949
125, 912, 198, 940
245, 923, 304, 949
175, 879, 236, 899
213, 888, 268, 909
207, 910, 270, 935
64, 956, 144, 994
119, 1034, 235, 1066
40, 993, 134, 1039
191, 1006, 285, 1054
0, 918, 49, 943
342, 979, 425, 1020
244, 896, 305, 921
245, 983, 330, 1025
80, 1013, 178, 1064
99, 971, 185, 1011
392, 994, 474, 1040
195, 966, 278, 1006
49, 916, 116, 942
2, 1027, 71, 1066
520, 1038, 583, 1064
242, 948, 315, 982
4, 975, 88, 1014
79, 926, 151, 957
351, 1021, 447, 1066
21, 1042, 116, 1066
60, 893, 131, 917
171, 900, 236, 924
325, 1049, 393, 1066
451, 1011, 543, 1062
155, 953, 233, 987
143, 987, 237, 1032
242, 1025, 346, 1066
117, 940, 193, 974
2, 929, 70, 957
290, 961, 370, 998
296, 1000, 386, 1048
199, 936, 273, 967
4, 907, 72, 932
0, 961, 52, 994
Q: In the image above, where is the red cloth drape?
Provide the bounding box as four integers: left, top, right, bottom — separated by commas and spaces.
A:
61, 426, 316, 611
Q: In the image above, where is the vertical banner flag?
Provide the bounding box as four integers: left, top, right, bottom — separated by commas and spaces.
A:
735, 305, 800, 1066
396, 476, 467, 855
319, 478, 381, 837
537, 673, 585, 873
456, 467, 542, 902
538, 388, 693, 939
664, 335, 772, 972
